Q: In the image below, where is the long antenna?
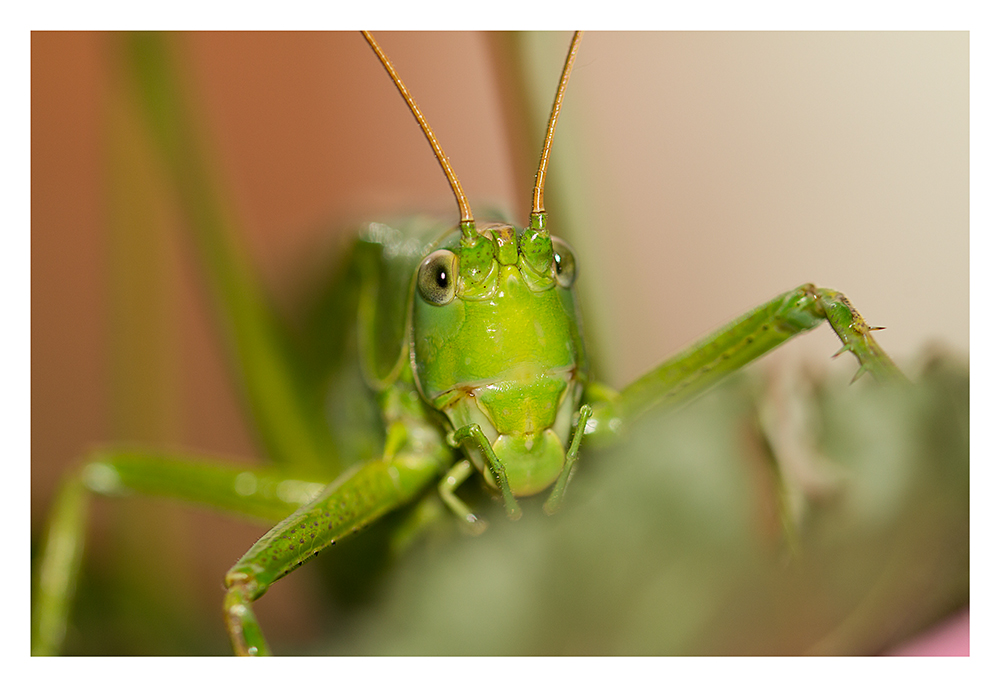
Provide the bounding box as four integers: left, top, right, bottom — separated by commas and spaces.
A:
362, 31, 477, 241
530, 31, 583, 233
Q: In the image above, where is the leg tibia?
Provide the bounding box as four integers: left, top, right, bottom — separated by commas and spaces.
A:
32, 476, 86, 655
450, 425, 522, 521
224, 582, 271, 656
543, 404, 593, 515
813, 288, 908, 384
438, 459, 487, 534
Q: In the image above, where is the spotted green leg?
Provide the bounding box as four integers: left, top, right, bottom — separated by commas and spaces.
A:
223, 453, 442, 656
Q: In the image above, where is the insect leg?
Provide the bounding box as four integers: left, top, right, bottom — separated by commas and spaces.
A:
587, 284, 906, 440
449, 425, 522, 521
223, 454, 440, 656
543, 404, 592, 515
437, 459, 487, 535
32, 448, 327, 655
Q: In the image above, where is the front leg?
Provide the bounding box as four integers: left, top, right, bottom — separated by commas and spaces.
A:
588, 284, 906, 440
223, 456, 439, 655
449, 425, 522, 521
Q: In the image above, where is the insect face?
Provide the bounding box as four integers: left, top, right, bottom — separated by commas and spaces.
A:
410, 223, 587, 495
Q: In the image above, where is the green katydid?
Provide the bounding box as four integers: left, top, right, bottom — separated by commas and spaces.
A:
31, 32, 968, 656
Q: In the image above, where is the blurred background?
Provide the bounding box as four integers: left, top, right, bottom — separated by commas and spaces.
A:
31, 32, 968, 654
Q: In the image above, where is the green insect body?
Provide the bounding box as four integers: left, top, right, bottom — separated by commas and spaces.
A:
32, 31, 953, 657
220, 217, 592, 654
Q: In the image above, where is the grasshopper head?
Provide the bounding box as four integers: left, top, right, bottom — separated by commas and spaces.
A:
410, 222, 587, 496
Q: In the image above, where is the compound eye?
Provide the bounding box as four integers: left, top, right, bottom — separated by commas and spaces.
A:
551, 237, 577, 288
417, 250, 459, 305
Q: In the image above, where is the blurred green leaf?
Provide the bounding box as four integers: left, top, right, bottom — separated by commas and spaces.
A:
314, 355, 968, 655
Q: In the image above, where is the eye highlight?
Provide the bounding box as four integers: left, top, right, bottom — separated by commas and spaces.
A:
417, 250, 459, 305
551, 237, 577, 288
